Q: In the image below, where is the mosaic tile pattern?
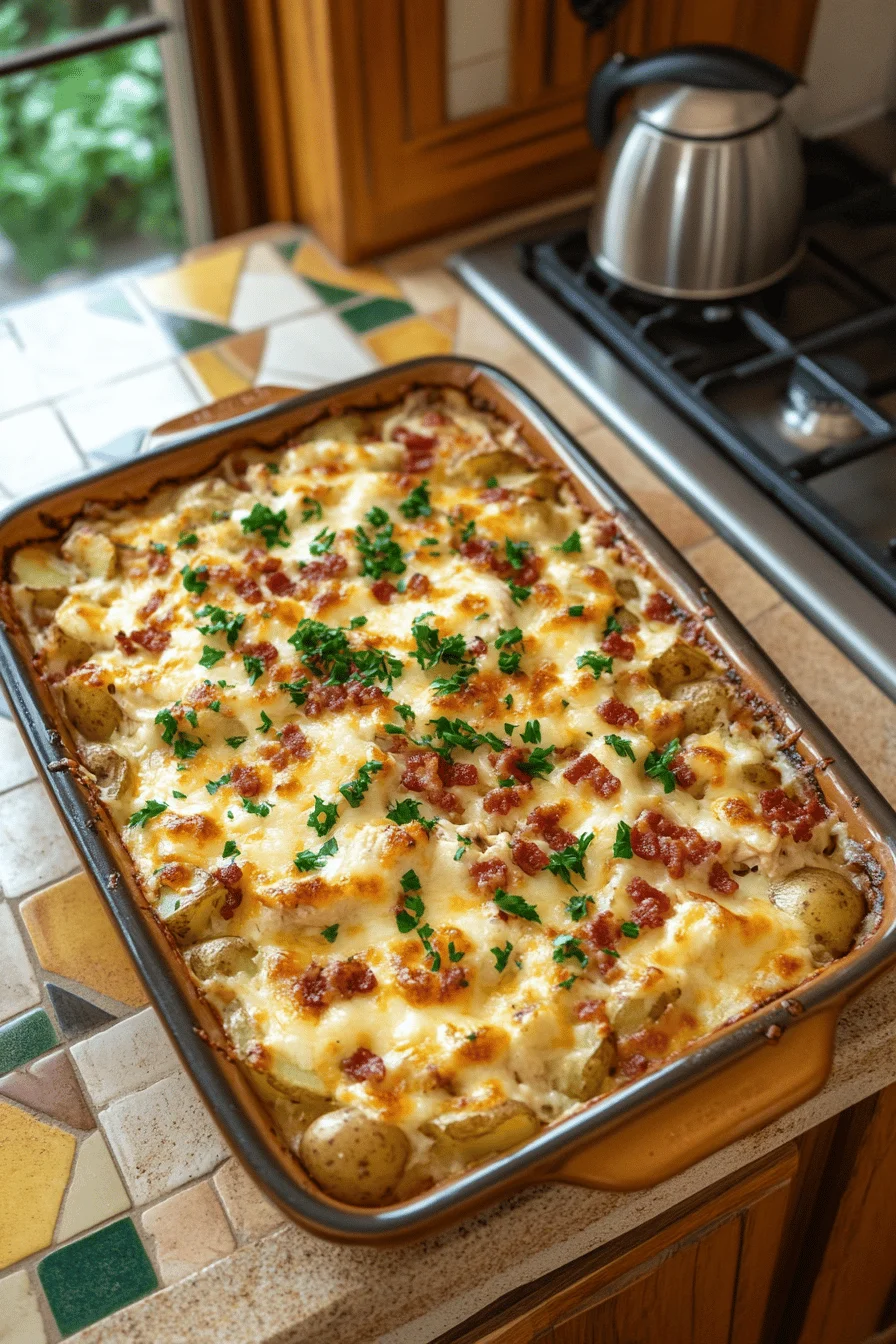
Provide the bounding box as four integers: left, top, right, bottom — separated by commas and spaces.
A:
0, 222, 460, 1338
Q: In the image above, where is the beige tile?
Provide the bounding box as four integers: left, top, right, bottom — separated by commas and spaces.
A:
685, 536, 780, 624
213, 1159, 285, 1242
0, 1269, 47, 1344
142, 1182, 235, 1286
71, 1008, 179, 1109
0, 781, 79, 899
578, 422, 714, 549
55, 1130, 129, 1242
455, 297, 599, 437
749, 603, 896, 805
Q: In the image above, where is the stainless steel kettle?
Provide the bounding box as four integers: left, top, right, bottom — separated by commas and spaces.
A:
587, 44, 805, 300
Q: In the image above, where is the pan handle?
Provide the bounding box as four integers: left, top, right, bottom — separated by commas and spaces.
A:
143, 384, 302, 452
554, 1006, 838, 1190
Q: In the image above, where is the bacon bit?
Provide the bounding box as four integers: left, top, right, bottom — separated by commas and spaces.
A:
563, 753, 621, 798
444, 761, 478, 787
296, 962, 328, 1010
280, 723, 310, 760
186, 681, 217, 709
115, 630, 137, 655
301, 553, 347, 583
371, 579, 396, 604
512, 838, 549, 875
671, 753, 697, 789
214, 863, 243, 889
459, 536, 495, 567
242, 546, 267, 568
422, 410, 448, 427
156, 862, 191, 889
467, 636, 487, 659
470, 858, 508, 892
759, 787, 827, 842
401, 750, 460, 815
393, 426, 436, 472
341, 1046, 386, 1083
708, 862, 739, 895
137, 592, 163, 621
575, 999, 608, 1023
630, 809, 719, 878
131, 625, 171, 653
328, 958, 377, 998
644, 591, 677, 623
601, 631, 635, 660
599, 698, 639, 727
627, 875, 672, 929
220, 886, 243, 920
480, 485, 512, 502
619, 1053, 650, 1078
407, 572, 430, 597
147, 548, 170, 575
525, 805, 576, 852
484, 786, 527, 815
489, 747, 531, 784
585, 912, 620, 950
240, 640, 277, 668
304, 682, 347, 716
265, 568, 296, 597
234, 575, 263, 604
593, 519, 618, 547
230, 763, 262, 797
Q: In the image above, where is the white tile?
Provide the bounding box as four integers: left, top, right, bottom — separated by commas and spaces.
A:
142, 1182, 236, 1285
229, 244, 319, 332
0, 902, 40, 1023
0, 325, 43, 417
7, 285, 174, 400
259, 310, 377, 387
213, 1159, 285, 1241
55, 1130, 130, 1242
0, 716, 37, 794
447, 51, 510, 119
0, 1270, 47, 1344
71, 1007, 180, 1108
100, 1071, 229, 1202
0, 780, 79, 899
446, 0, 510, 66
0, 405, 84, 498
57, 362, 199, 457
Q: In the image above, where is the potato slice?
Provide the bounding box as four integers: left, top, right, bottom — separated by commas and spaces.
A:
611, 987, 680, 1038
61, 527, 116, 579
649, 642, 717, 698
557, 1032, 617, 1101
79, 743, 130, 801
770, 866, 864, 958
422, 1100, 539, 1160
454, 447, 535, 483
41, 623, 93, 672
156, 870, 226, 944
670, 679, 730, 736
176, 477, 243, 524
185, 936, 258, 981
300, 1108, 410, 1206
61, 675, 122, 742
11, 546, 74, 589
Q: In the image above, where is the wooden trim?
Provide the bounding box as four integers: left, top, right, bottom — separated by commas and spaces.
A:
243, 0, 296, 221
402, 0, 446, 137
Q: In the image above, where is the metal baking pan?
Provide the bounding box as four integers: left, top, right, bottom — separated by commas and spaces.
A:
1, 356, 894, 1245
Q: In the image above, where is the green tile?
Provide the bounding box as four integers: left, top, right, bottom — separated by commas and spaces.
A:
275, 239, 300, 263
156, 311, 234, 352
0, 1008, 58, 1073
307, 278, 361, 306
340, 296, 414, 334
39, 1219, 157, 1337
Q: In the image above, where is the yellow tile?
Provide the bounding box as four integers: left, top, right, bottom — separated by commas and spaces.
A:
292, 239, 402, 298
137, 245, 245, 324
20, 874, 147, 1008
426, 304, 458, 341
0, 1103, 75, 1270
364, 315, 454, 365
184, 349, 251, 401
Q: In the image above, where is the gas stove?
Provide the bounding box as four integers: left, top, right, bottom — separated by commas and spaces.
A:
452, 132, 896, 700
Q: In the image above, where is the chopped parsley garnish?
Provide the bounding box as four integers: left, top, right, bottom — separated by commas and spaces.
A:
199, 646, 226, 668
241, 502, 290, 549
504, 693, 513, 708
294, 837, 337, 871
504, 537, 530, 571
396, 882, 425, 934
128, 799, 168, 828
431, 664, 477, 697
154, 708, 203, 760
448, 942, 464, 963
394, 704, 415, 723
491, 941, 513, 972
577, 650, 614, 680
150, 542, 166, 554
621, 921, 640, 939
460, 519, 475, 542
196, 605, 245, 647
279, 678, 309, 707
613, 820, 633, 859
493, 888, 541, 923
307, 795, 339, 836
309, 526, 336, 555
257, 710, 273, 734
242, 797, 273, 817
225, 735, 247, 749
354, 518, 406, 580
365, 506, 389, 528
205, 773, 231, 795
410, 613, 469, 672
644, 737, 680, 794
566, 893, 595, 922
498, 650, 521, 674
399, 479, 432, 519
507, 581, 531, 605
555, 530, 582, 553
386, 798, 436, 829
177, 531, 198, 548
417, 923, 441, 973
180, 563, 208, 595
518, 745, 555, 779
243, 655, 265, 685
546, 831, 593, 885
154, 708, 179, 744
288, 617, 403, 692
454, 835, 472, 861
552, 933, 588, 967
172, 790, 186, 800
301, 496, 323, 523
604, 612, 623, 635
568, 604, 584, 617
321, 923, 339, 944
427, 716, 504, 756
222, 840, 240, 859
605, 734, 636, 762
401, 869, 421, 891
521, 719, 541, 744
339, 759, 383, 808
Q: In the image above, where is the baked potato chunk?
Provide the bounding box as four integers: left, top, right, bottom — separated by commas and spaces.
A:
185, 936, 258, 980
61, 527, 116, 580
11, 545, 74, 590
670, 678, 730, 736
557, 1032, 617, 1101
422, 1100, 539, 1159
770, 866, 864, 958
300, 1108, 410, 1206
60, 674, 122, 742
156, 869, 227, 944
79, 743, 130, 801
649, 641, 717, 698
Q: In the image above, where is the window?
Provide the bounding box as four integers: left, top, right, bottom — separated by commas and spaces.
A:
0, 0, 210, 302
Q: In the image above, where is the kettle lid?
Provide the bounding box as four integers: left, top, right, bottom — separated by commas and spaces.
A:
636, 83, 781, 138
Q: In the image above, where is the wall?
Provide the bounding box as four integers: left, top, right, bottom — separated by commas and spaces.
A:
788, 0, 896, 134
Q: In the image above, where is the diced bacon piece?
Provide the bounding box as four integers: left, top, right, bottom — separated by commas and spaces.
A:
280, 723, 310, 760
599, 698, 639, 727
301, 554, 347, 582
586, 912, 620, 949
371, 579, 396, 604
131, 625, 171, 653
406, 572, 430, 597
234, 575, 263, 604
484, 786, 527, 815
601, 631, 635, 660
459, 537, 496, 567
490, 747, 531, 784
671, 754, 697, 788
303, 682, 348, 716
593, 519, 617, 547
230, 764, 262, 797
512, 838, 549, 875
708, 862, 739, 895
562, 753, 620, 798
137, 592, 163, 620
240, 640, 277, 668
328, 958, 378, 998
619, 1053, 649, 1078
393, 426, 436, 472
525, 805, 576, 852
341, 1046, 385, 1083
220, 886, 243, 920
467, 636, 487, 658
186, 681, 217, 709
759, 787, 827, 841
147, 548, 170, 575
627, 875, 671, 929
400, 750, 460, 815
444, 761, 478, 787
115, 631, 136, 655
480, 486, 512, 502
470, 858, 507, 892
265, 568, 296, 597
630, 809, 719, 877
214, 863, 243, 889
644, 591, 677, 623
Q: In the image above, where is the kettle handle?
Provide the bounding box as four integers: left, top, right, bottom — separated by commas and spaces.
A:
587, 43, 801, 149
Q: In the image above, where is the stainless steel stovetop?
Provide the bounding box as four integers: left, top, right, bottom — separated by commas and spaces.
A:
451, 138, 896, 701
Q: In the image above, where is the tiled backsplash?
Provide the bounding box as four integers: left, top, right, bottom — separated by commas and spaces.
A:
0, 226, 458, 1341
446, 0, 511, 119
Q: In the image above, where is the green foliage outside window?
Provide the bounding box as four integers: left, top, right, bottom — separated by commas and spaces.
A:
0, 1, 183, 283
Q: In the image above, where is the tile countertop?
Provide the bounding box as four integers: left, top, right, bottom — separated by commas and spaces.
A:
0, 206, 894, 1344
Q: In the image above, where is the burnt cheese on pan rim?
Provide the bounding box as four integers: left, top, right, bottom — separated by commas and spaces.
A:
10, 387, 875, 1206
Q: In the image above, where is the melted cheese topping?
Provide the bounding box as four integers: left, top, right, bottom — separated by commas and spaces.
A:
14, 388, 859, 1200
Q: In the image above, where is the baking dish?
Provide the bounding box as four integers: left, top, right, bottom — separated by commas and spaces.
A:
1, 356, 894, 1245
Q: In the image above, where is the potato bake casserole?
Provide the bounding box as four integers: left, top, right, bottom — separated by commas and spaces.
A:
10, 387, 874, 1206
